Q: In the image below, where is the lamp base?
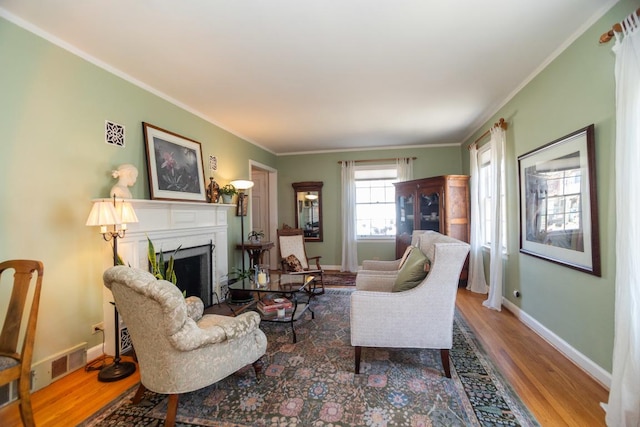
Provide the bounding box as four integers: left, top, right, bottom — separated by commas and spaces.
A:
98, 361, 137, 382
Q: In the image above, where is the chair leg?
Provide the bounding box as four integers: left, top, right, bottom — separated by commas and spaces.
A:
317, 272, 325, 294
17, 377, 35, 427
165, 394, 179, 427
355, 346, 362, 374
253, 358, 264, 382
131, 383, 147, 404
440, 349, 451, 378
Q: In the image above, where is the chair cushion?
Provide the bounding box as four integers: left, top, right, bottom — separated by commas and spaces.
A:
285, 254, 304, 272
392, 247, 429, 292
0, 356, 19, 372
397, 245, 414, 270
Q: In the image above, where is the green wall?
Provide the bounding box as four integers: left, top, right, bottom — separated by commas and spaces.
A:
0, 0, 626, 381
276, 146, 463, 266
0, 17, 277, 364
460, 0, 634, 372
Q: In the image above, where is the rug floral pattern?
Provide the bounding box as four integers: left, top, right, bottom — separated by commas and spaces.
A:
82, 289, 538, 427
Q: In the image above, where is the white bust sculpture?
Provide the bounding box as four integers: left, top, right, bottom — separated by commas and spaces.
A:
110, 164, 138, 199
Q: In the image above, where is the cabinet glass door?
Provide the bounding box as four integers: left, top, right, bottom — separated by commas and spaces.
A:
396, 192, 414, 237
419, 191, 440, 232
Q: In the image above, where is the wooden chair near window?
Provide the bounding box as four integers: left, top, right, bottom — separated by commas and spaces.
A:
0, 260, 44, 427
277, 224, 325, 295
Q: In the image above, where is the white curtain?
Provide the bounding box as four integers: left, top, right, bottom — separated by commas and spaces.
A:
341, 161, 358, 272
483, 126, 506, 311
467, 144, 488, 294
396, 157, 414, 182
604, 12, 640, 427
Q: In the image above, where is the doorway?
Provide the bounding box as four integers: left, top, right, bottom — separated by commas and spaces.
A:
250, 161, 278, 269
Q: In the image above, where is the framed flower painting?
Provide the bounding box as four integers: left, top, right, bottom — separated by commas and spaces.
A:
142, 122, 207, 202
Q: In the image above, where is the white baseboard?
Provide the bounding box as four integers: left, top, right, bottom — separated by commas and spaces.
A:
502, 297, 611, 389
324, 264, 350, 271
87, 343, 104, 364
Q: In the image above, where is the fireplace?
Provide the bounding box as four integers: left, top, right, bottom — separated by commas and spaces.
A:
158, 243, 215, 307
99, 199, 231, 355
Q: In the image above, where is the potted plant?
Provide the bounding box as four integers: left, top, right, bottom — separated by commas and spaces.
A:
248, 230, 264, 243
219, 184, 237, 204
147, 236, 186, 297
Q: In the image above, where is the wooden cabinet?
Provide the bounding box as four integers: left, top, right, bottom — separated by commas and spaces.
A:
394, 175, 470, 279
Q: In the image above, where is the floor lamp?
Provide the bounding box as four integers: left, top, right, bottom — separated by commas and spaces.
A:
230, 180, 254, 301
86, 196, 139, 382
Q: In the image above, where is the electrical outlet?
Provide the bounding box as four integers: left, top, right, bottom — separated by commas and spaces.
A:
91, 322, 104, 334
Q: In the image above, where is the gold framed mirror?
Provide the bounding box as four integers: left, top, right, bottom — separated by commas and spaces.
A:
292, 181, 323, 242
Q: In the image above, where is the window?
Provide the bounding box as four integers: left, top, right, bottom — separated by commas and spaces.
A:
355, 166, 397, 239
478, 146, 507, 250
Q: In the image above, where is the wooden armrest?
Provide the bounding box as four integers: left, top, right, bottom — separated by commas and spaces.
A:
307, 255, 322, 269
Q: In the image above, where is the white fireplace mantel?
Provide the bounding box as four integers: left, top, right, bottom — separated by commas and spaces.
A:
99, 198, 233, 354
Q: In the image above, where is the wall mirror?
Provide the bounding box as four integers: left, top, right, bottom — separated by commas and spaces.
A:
292, 181, 323, 242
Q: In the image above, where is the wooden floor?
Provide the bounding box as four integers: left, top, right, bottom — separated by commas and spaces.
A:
0, 288, 608, 426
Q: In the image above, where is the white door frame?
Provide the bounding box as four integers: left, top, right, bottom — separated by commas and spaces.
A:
249, 160, 278, 269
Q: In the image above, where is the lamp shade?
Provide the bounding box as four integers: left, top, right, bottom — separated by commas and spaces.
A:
305, 192, 318, 200
86, 201, 120, 227
117, 201, 139, 224
230, 179, 254, 191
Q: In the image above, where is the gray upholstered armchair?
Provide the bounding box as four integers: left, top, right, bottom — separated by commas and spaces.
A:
350, 231, 470, 377
103, 266, 267, 427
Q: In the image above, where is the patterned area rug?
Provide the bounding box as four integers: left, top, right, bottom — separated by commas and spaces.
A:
81, 289, 538, 427
322, 271, 356, 286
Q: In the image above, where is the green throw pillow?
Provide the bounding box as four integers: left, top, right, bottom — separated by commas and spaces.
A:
392, 247, 429, 292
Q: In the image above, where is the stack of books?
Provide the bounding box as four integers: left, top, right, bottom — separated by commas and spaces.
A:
257, 297, 293, 316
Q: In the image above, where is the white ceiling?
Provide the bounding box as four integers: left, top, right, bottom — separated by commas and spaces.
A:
1, 0, 616, 154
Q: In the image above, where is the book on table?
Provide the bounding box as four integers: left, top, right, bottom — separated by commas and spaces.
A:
257, 297, 293, 314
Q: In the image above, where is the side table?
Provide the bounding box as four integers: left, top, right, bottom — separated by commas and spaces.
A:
236, 241, 274, 270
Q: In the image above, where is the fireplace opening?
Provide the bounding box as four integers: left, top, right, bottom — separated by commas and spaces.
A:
157, 243, 214, 307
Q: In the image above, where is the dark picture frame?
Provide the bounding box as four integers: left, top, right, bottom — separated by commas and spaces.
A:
518, 124, 600, 276
142, 122, 207, 202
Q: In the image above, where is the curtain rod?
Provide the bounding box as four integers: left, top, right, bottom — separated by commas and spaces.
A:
338, 157, 416, 164
599, 7, 640, 43
468, 118, 508, 150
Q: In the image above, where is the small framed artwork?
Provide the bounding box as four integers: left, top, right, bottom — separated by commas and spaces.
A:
518, 124, 600, 276
142, 123, 207, 202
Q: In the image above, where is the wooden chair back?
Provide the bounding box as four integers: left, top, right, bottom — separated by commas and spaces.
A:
277, 224, 309, 269
276, 225, 324, 294
0, 259, 44, 427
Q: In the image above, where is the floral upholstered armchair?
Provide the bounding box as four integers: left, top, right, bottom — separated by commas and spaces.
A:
103, 266, 267, 427
350, 231, 470, 377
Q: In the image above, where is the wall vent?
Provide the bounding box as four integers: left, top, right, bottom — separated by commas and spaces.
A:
105, 120, 125, 147
0, 371, 34, 408
0, 380, 18, 408
120, 326, 132, 354
51, 356, 67, 379
50, 346, 86, 380
31, 343, 87, 392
